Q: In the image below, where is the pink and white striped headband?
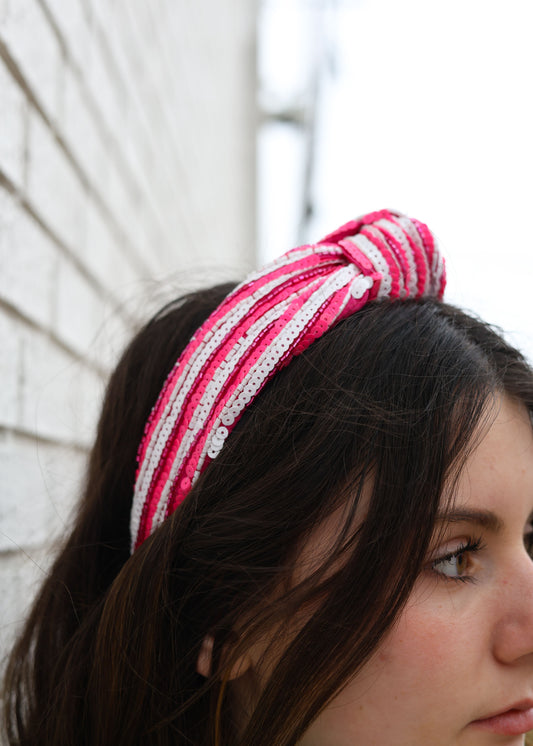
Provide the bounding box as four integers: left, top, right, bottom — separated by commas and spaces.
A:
130, 209, 445, 551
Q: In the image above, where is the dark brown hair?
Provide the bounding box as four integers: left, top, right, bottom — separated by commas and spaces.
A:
4, 285, 533, 745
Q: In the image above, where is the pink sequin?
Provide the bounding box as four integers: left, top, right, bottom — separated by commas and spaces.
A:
130, 209, 446, 552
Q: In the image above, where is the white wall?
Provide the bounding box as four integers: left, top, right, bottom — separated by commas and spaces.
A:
259, 0, 533, 364
0, 0, 257, 661
311, 0, 533, 363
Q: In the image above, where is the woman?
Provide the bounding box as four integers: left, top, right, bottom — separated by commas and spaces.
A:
4, 209, 533, 745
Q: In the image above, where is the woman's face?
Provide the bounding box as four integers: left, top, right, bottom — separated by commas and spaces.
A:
299, 396, 533, 746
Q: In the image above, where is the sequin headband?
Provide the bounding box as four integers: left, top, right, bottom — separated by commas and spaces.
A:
130, 209, 445, 551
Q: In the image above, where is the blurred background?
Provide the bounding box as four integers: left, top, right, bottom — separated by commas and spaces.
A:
1, 0, 532, 660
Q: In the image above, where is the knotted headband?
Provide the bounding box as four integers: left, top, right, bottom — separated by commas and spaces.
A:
130, 209, 445, 551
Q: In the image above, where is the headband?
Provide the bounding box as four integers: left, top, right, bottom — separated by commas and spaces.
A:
130, 209, 445, 551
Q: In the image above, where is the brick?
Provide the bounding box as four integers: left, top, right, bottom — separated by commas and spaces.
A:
103, 159, 153, 273
63, 65, 109, 190
84, 24, 125, 144
54, 255, 102, 357
43, 0, 92, 76
0, 546, 51, 653
0, 0, 259, 676
18, 327, 85, 442
26, 109, 87, 253
72, 365, 104, 442
0, 311, 20, 427
0, 0, 62, 123
88, 291, 135, 371
84, 197, 157, 322
33, 435, 87, 519
105, 157, 134, 234
89, 0, 115, 39
83, 198, 145, 307
0, 60, 26, 186
18, 319, 107, 445
0, 188, 57, 328
117, 105, 146, 190
0, 432, 86, 552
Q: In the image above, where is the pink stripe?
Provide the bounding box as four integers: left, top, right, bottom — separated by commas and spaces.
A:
132, 209, 446, 551
144, 268, 332, 532
336, 239, 375, 274
164, 272, 358, 521
143, 303, 294, 533
142, 264, 333, 506
389, 216, 427, 298
320, 209, 393, 244
164, 292, 316, 516
293, 284, 351, 355
377, 226, 412, 297
360, 226, 402, 298
411, 218, 436, 276
138, 256, 336, 470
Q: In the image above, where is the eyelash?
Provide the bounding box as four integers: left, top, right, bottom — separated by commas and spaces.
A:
430, 536, 484, 584
525, 530, 533, 558
429, 528, 533, 584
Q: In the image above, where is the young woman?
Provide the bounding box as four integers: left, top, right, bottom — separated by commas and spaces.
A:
4, 209, 533, 746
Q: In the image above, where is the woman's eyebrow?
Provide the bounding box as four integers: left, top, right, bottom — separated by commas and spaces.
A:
435, 507, 504, 533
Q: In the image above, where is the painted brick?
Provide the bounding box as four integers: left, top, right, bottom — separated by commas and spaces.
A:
26, 109, 87, 252
0, 0, 258, 672
89, 303, 132, 375
54, 254, 103, 357
43, 0, 92, 76
107, 157, 139, 235
0, 0, 62, 123
84, 24, 125, 145
72, 364, 104, 442
83, 197, 143, 307
63, 65, 109, 190
0, 311, 20, 428
118, 104, 147, 190
104, 159, 155, 274
18, 327, 86, 443
0, 432, 85, 552
89, 0, 115, 40
0, 59, 26, 187
85, 18, 172, 267
0, 546, 51, 653
0, 188, 57, 328
38, 438, 87, 520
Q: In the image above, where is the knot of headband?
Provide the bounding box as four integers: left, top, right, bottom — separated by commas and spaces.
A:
130, 209, 445, 551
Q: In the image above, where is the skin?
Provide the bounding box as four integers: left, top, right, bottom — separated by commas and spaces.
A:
295, 395, 533, 745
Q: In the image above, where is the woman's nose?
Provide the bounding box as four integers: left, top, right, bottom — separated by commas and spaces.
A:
492, 554, 533, 664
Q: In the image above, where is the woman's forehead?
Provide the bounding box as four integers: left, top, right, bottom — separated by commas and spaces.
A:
440, 395, 533, 528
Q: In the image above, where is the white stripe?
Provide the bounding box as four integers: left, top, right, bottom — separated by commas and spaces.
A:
149, 290, 302, 530
193, 266, 357, 480
137, 248, 345, 506
134, 263, 322, 505
132, 259, 345, 543
346, 234, 392, 299
396, 216, 430, 292
377, 218, 418, 298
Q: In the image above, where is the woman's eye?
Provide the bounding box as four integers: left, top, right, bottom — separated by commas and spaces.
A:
430, 537, 483, 582
432, 549, 470, 579
524, 529, 533, 558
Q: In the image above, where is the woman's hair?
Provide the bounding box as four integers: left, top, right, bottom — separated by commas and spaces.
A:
3, 285, 533, 746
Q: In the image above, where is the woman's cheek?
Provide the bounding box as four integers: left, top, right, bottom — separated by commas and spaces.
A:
382, 586, 489, 693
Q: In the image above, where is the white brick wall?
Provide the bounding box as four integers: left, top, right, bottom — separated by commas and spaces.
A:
0, 0, 257, 662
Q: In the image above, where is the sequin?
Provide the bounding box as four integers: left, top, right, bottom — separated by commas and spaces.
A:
130, 209, 446, 552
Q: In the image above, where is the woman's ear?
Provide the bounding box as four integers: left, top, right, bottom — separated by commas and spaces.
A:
196, 634, 253, 680
196, 634, 214, 677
